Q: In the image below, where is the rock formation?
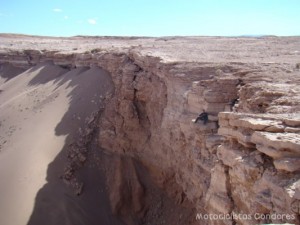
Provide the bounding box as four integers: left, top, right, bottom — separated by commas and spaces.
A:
0, 34, 300, 225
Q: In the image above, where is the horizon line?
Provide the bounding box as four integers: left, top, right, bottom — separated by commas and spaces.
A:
1, 32, 300, 39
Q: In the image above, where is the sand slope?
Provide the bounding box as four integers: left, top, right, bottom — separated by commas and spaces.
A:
0, 62, 120, 225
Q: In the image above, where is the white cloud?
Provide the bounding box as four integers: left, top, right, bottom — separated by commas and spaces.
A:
53, 8, 62, 13
64, 16, 69, 20
87, 19, 97, 25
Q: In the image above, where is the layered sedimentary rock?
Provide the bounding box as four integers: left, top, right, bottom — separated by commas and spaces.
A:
217, 113, 300, 224
0, 35, 300, 225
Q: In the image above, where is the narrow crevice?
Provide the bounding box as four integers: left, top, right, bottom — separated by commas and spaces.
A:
224, 165, 236, 225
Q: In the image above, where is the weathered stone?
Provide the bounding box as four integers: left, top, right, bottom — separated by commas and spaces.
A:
205, 163, 233, 215
264, 124, 285, 132
204, 90, 228, 103
187, 91, 204, 113
274, 158, 300, 172
256, 144, 296, 159
204, 102, 225, 113
206, 135, 224, 149
284, 118, 300, 127
218, 127, 252, 146
217, 145, 245, 167
285, 127, 300, 133
252, 131, 300, 153
219, 112, 231, 120
254, 169, 299, 220
219, 118, 230, 127
229, 117, 278, 131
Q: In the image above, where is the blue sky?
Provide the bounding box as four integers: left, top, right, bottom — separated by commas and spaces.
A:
0, 0, 299, 37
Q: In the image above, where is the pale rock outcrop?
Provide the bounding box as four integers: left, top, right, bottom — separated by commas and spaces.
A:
217, 112, 300, 224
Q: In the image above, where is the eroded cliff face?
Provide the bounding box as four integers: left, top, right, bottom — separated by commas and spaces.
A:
96, 53, 300, 225
1, 35, 300, 225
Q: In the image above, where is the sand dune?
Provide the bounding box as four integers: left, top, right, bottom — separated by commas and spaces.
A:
0, 62, 119, 225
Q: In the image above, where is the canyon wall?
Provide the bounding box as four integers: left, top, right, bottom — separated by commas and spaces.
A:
1, 36, 300, 224
96, 52, 300, 225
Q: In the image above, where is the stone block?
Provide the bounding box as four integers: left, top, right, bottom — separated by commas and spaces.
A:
252, 131, 300, 153
274, 158, 300, 172
256, 144, 297, 159
217, 145, 245, 167
218, 127, 252, 145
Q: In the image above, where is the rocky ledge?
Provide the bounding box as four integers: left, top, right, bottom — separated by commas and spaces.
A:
217, 112, 300, 224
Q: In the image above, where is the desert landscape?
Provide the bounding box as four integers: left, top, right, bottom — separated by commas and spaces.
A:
0, 34, 300, 225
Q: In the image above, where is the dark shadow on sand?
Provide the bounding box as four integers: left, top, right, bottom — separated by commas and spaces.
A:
0, 62, 26, 84
26, 62, 124, 225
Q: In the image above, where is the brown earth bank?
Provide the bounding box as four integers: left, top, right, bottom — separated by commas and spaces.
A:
0, 34, 300, 225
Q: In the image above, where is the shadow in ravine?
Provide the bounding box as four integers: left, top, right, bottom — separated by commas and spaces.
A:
26, 62, 124, 225
0, 62, 26, 85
